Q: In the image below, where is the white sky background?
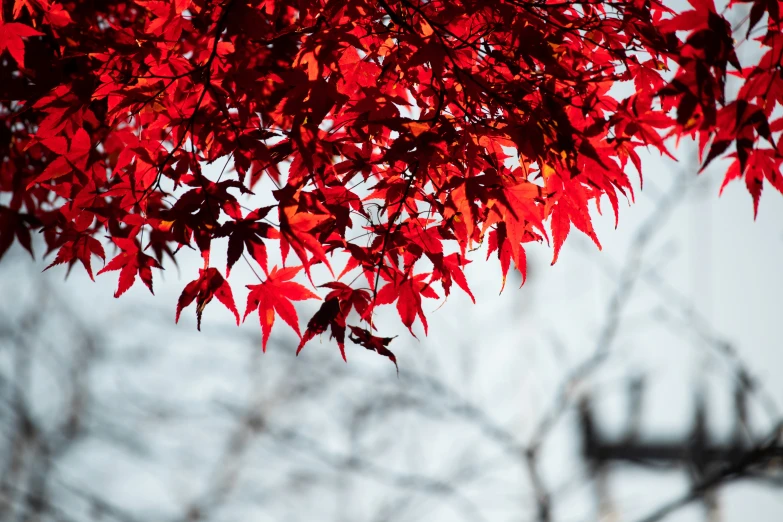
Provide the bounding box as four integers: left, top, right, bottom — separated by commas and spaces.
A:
2, 0, 783, 520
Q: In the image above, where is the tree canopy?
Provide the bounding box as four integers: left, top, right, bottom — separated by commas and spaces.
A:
1, 0, 782, 365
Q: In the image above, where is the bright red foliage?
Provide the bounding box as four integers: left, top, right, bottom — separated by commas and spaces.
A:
2, 0, 783, 367
245, 264, 319, 350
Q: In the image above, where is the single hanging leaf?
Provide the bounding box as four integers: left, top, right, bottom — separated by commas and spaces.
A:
375, 272, 439, 337
176, 268, 239, 330
97, 236, 163, 297
244, 266, 320, 351
297, 298, 347, 360
44, 235, 106, 281
216, 206, 279, 276
348, 326, 399, 374
0, 21, 43, 68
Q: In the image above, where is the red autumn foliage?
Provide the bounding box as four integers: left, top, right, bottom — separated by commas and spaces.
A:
2, 0, 783, 368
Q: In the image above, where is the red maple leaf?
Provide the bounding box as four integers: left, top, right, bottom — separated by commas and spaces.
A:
216, 206, 280, 276
277, 190, 334, 278
44, 234, 105, 281
0, 21, 42, 69
348, 325, 398, 374
244, 266, 320, 351
298, 282, 373, 360
376, 272, 439, 337
0, 206, 38, 259
97, 236, 163, 297
297, 297, 347, 359
176, 267, 239, 330
27, 128, 92, 189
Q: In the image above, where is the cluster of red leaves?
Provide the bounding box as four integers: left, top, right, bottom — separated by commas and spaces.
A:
1, 0, 782, 367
